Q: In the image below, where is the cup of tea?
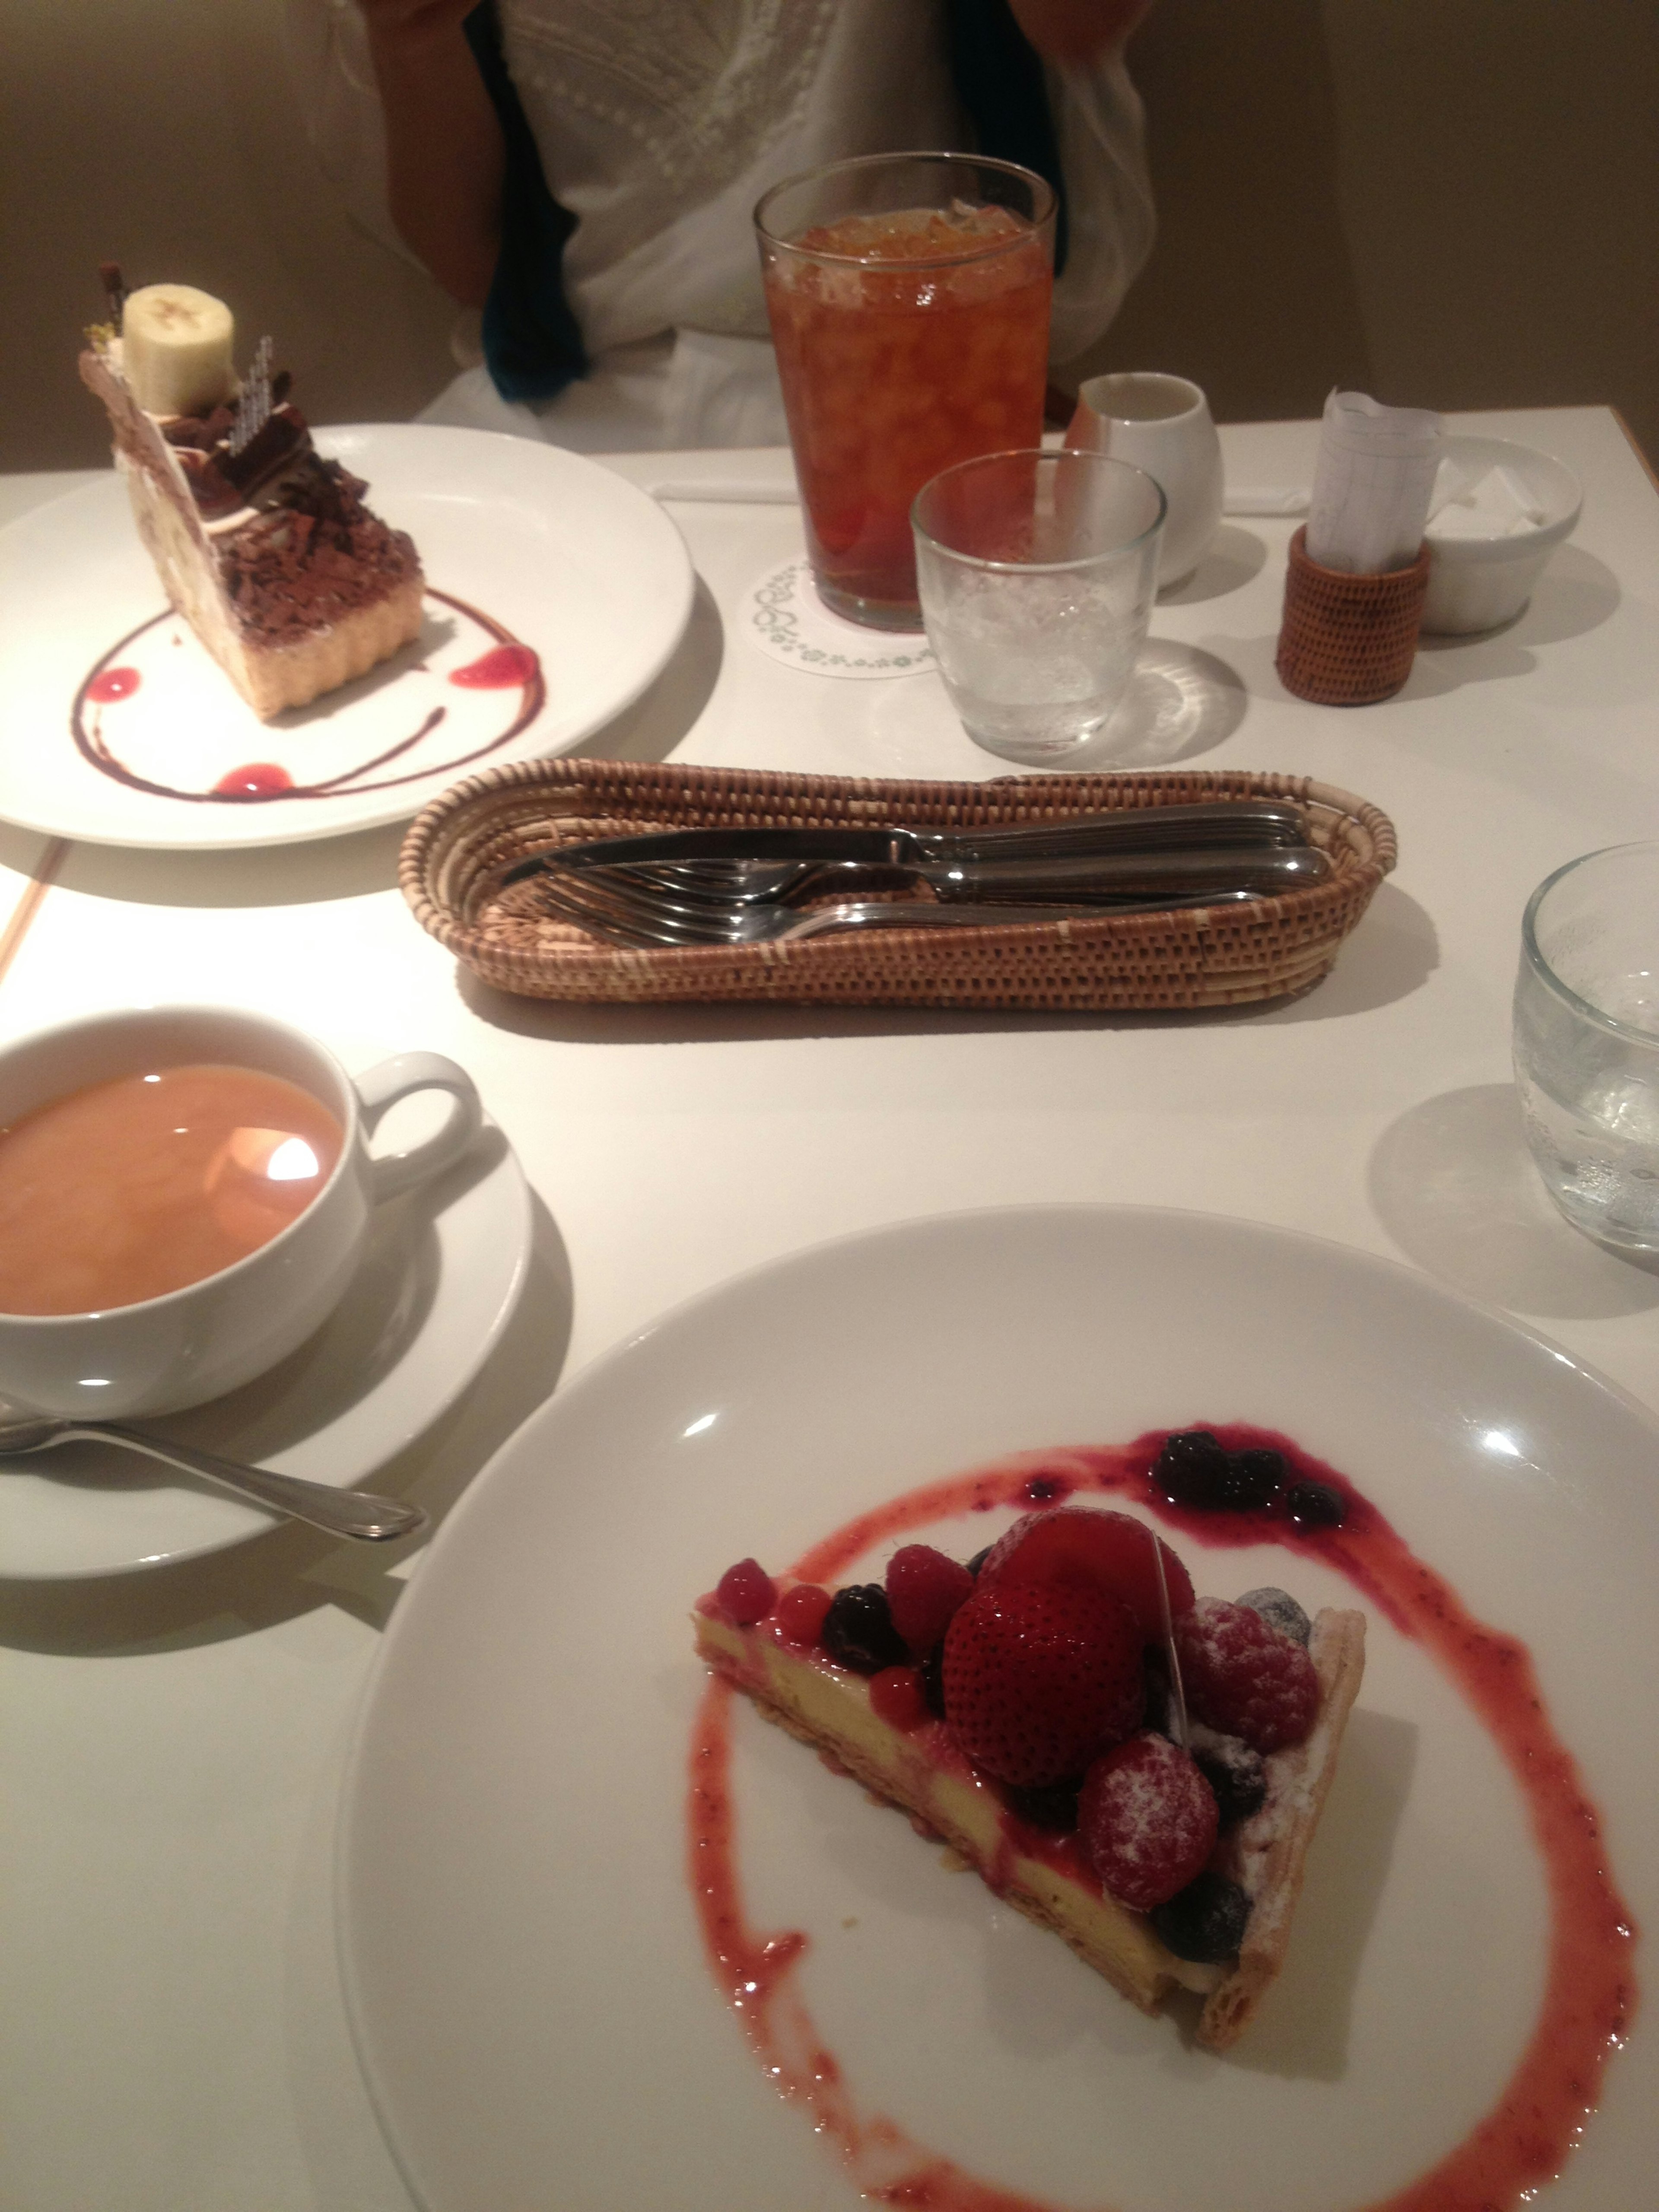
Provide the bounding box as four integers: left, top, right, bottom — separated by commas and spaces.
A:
1065, 373, 1224, 589
756, 151, 1057, 631
0, 1005, 482, 1417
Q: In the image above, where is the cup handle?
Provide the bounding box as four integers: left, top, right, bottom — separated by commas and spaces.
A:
353, 1053, 483, 1202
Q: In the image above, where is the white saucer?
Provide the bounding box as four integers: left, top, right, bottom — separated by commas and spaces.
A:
0, 1121, 531, 1579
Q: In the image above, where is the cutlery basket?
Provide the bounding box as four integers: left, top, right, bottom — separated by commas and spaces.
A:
400, 760, 1395, 1011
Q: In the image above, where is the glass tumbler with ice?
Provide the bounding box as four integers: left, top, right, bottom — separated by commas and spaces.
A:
912, 449, 1165, 765
756, 153, 1055, 630
1513, 842, 1659, 1252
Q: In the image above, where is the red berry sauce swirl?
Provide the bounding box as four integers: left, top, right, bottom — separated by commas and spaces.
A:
687, 1425, 1637, 2212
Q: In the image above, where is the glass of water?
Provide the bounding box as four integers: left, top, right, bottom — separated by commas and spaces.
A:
911, 448, 1165, 764
1513, 842, 1659, 1252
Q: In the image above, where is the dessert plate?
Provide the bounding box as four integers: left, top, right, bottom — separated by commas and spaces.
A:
0, 1119, 530, 1579
0, 425, 694, 850
338, 1207, 1659, 2212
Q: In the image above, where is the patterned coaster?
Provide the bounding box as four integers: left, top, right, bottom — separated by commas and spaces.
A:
744, 560, 936, 679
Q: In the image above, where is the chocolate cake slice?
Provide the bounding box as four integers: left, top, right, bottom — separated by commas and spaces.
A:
80, 276, 423, 721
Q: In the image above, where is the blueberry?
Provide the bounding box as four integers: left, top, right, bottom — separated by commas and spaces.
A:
821, 1584, 909, 1674
1286, 1480, 1347, 1530
1149, 1872, 1252, 1963
965, 1545, 993, 1578
1237, 1586, 1312, 1646
1153, 1430, 1234, 1509
1191, 1737, 1268, 1827
1004, 1780, 1081, 1832
919, 1640, 947, 1718
1227, 1448, 1287, 1510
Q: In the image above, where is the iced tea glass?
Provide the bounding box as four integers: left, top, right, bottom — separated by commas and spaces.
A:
756, 153, 1056, 630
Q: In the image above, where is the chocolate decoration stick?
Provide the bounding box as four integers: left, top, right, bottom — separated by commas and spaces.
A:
229, 336, 273, 456
99, 262, 128, 324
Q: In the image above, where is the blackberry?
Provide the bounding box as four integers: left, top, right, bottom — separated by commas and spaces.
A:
1286, 1480, 1347, 1530
1004, 1780, 1081, 1832
821, 1584, 908, 1674
1148, 1871, 1251, 1963
1237, 1586, 1312, 1647
1191, 1735, 1268, 1827
1153, 1430, 1234, 1509
1227, 1448, 1287, 1510
965, 1545, 993, 1578
919, 1640, 947, 1719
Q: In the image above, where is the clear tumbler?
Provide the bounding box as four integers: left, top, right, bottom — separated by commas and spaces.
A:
912, 448, 1165, 764
1513, 842, 1659, 1252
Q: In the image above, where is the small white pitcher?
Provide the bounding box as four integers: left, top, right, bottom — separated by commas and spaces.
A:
1066, 373, 1224, 589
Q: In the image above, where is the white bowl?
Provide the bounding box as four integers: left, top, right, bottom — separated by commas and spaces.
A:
1421, 434, 1582, 635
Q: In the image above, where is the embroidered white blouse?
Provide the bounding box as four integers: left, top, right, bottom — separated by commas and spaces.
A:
288, 0, 1154, 449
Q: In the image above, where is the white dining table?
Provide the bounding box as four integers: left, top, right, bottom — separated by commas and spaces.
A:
2, 405, 1657, 2211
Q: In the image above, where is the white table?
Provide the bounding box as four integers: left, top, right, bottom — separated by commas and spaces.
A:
3, 409, 1657, 2210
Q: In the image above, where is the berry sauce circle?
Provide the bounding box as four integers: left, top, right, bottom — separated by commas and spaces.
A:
686, 1426, 1637, 2212
68, 588, 544, 805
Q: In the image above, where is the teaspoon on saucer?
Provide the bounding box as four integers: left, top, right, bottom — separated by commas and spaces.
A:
0, 1415, 426, 1542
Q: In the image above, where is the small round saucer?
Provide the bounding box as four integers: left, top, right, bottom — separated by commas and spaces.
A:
0, 1121, 531, 1579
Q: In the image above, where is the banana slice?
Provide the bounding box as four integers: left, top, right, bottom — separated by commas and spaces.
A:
121, 284, 236, 417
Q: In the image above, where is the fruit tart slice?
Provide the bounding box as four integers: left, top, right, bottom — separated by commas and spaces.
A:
694, 1503, 1364, 2051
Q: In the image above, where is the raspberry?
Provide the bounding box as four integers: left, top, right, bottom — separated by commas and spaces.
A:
1173, 1597, 1319, 1751
941, 1577, 1144, 1787
977, 1508, 1194, 1640
868, 1665, 929, 1730
885, 1545, 974, 1653
776, 1583, 833, 1646
715, 1558, 776, 1626
821, 1585, 909, 1675
1079, 1734, 1219, 1910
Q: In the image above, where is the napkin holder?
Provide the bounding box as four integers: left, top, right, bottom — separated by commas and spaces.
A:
1275, 528, 1430, 706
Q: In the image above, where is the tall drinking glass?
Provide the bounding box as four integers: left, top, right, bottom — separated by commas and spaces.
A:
755, 153, 1056, 630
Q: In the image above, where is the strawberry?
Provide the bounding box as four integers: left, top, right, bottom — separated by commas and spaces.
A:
1173, 1597, 1319, 1751
1079, 1734, 1220, 1910
941, 1577, 1144, 1787
977, 1508, 1195, 1641
885, 1544, 974, 1653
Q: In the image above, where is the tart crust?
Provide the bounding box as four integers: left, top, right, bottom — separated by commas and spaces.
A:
695, 1594, 1365, 2051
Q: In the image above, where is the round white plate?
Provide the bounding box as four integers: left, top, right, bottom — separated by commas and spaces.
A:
1, 1121, 530, 1579
0, 425, 693, 849
338, 1207, 1659, 2212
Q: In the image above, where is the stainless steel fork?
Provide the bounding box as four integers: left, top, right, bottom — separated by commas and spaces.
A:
528, 878, 1265, 949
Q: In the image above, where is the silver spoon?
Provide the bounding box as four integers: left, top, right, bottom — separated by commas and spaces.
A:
0, 1415, 426, 1542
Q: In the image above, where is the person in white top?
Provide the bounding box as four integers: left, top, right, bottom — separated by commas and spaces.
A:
288, 0, 1154, 451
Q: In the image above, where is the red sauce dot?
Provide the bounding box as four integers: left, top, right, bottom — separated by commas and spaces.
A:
87, 667, 140, 703
213, 763, 293, 798
450, 643, 540, 689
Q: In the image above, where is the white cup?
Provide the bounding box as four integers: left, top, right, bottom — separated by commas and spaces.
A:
1065, 372, 1224, 589
0, 1005, 482, 1418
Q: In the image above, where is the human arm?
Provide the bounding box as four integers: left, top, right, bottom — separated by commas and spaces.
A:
1007, 0, 1151, 64
356, 0, 503, 307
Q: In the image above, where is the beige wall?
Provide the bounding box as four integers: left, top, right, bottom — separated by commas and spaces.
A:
1082, 0, 1659, 461
5, 0, 1656, 469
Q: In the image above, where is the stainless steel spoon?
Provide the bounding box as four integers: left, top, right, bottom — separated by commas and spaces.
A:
0, 1415, 426, 1542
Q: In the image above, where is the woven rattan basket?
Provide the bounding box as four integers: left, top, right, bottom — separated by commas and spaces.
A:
400, 760, 1396, 1011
